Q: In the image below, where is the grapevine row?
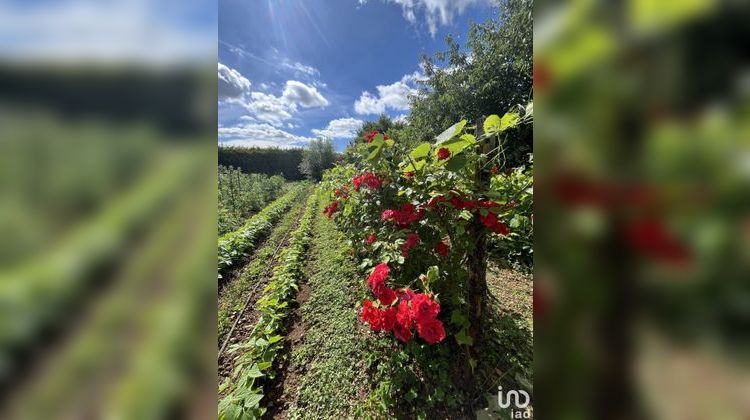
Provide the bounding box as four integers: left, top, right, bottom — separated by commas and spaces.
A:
218, 183, 309, 280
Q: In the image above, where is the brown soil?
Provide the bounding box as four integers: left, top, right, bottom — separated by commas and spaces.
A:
262, 282, 311, 419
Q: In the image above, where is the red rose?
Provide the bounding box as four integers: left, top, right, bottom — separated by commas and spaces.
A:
364, 130, 380, 143
416, 317, 446, 344
367, 262, 390, 290
366, 233, 377, 245
400, 232, 420, 257
410, 293, 440, 324
479, 212, 509, 235
490, 166, 500, 175
382, 204, 424, 228
624, 218, 690, 265
377, 286, 398, 306
397, 288, 416, 302
437, 147, 451, 160
449, 195, 464, 209
323, 201, 339, 218
381, 306, 397, 331
352, 172, 382, 192
381, 209, 396, 221
404, 171, 415, 178
393, 322, 413, 342
393, 301, 413, 342
434, 241, 449, 257
360, 300, 384, 331
493, 222, 510, 236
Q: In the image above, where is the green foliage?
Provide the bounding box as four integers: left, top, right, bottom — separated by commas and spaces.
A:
218, 199, 306, 344
218, 146, 305, 180
218, 166, 286, 235
320, 109, 531, 415
218, 184, 309, 280
489, 162, 534, 272
0, 149, 201, 378
288, 202, 389, 419
218, 193, 318, 420
298, 138, 336, 181
399, 0, 532, 166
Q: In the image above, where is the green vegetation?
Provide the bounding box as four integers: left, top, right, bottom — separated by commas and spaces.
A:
401, 0, 532, 166
218, 166, 285, 235
218, 146, 305, 180
0, 148, 203, 377
298, 138, 336, 181
218, 193, 318, 419
218, 184, 309, 280
218, 199, 307, 343
287, 201, 385, 419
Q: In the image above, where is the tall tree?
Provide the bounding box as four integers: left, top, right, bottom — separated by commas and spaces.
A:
299, 138, 336, 181
401, 0, 532, 165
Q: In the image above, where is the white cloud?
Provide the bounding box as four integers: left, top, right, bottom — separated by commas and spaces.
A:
282, 80, 329, 108
218, 63, 251, 99
219, 123, 314, 149
244, 92, 294, 125
312, 118, 364, 139
360, 0, 486, 36
280, 59, 320, 77
394, 114, 409, 124
354, 71, 424, 115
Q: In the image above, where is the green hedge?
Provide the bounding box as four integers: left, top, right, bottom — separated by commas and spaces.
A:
218, 146, 305, 180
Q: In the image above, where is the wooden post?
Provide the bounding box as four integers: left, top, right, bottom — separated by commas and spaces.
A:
467, 116, 492, 355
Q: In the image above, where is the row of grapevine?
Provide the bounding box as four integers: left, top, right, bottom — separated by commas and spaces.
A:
218, 192, 319, 419
217, 183, 309, 280
218, 167, 286, 235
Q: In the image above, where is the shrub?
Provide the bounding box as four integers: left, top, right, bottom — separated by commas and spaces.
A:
321, 107, 532, 353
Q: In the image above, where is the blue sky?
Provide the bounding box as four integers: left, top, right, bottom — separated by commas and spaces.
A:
218, 0, 497, 151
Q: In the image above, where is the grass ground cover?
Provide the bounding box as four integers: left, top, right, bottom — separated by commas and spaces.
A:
282, 200, 386, 419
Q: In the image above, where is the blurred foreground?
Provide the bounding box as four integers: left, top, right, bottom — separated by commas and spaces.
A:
0, 1, 216, 419
535, 0, 750, 418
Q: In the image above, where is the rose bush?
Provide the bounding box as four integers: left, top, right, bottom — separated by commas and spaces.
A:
321, 106, 533, 351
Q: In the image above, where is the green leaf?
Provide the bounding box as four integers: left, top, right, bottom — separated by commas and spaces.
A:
426, 266, 439, 283
500, 112, 520, 130
245, 393, 263, 409
445, 154, 467, 172
366, 142, 384, 161
441, 133, 475, 156
403, 159, 426, 173
409, 142, 431, 159
435, 119, 467, 144
247, 364, 264, 378
455, 329, 474, 346
450, 310, 470, 328
268, 335, 283, 344
483, 114, 502, 133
